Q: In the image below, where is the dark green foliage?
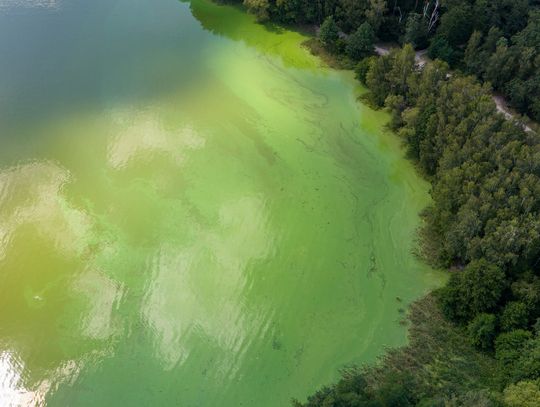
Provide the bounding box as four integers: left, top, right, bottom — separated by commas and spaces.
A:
428, 36, 455, 64
404, 13, 428, 49
436, 4, 473, 47
511, 275, 540, 315
468, 313, 497, 350
466, 10, 540, 120
464, 31, 485, 74
500, 302, 530, 331
438, 261, 506, 322
513, 337, 540, 382
495, 329, 532, 368
494, 329, 540, 384
345, 37, 539, 405
345, 22, 374, 61
319, 16, 340, 50
354, 57, 374, 84
365, 55, 391, 106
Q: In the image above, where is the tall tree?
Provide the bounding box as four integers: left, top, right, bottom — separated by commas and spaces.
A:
319, 15, 340, 51
346, 22, 375, 60
243, 0, 270, 22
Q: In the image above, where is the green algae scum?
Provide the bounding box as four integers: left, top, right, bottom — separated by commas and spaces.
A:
0, 0, 441, 405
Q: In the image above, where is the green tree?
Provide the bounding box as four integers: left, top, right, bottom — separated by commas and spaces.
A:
467, 313, 497, 350
385, 94, 406, 130
503, 380, 540, 407
319, 16, 340, 51
495, 329, 532, 371
428, 36, 454, 64
500, 301, 529, 331
485, 38, 514, 89
365, 0, 386, 33
346, 22, 375, 61
512, 276, 540, 314
386, 44, 416, 96
243, 0, 270, 22
439, 259, 506, 322
355, 56, 375, 84
464, 31, 485, 75
334, 0, 369, 33
513, 337, 540, 382
436, 4, 473, 47
404, 13, 428, 49
366, 54, 391, 106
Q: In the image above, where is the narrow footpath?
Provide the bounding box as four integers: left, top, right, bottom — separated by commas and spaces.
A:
374, 44, 534, 133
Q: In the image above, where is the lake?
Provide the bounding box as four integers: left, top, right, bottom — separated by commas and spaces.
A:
0, 0, 440, 405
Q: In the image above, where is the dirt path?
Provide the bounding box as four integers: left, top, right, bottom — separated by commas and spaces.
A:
374, 43, 534, 133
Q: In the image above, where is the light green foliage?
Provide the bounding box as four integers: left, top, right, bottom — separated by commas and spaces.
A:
503, 380, 540, 407
512, 276, 540, 313
385, 94, 406, 130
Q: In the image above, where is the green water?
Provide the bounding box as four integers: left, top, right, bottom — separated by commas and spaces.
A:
0, 0, 441, 405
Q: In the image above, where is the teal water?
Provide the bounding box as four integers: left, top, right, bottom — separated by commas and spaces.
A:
0, 0, 440, 405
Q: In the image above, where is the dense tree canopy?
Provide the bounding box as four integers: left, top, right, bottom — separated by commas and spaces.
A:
346, 22, 375, 60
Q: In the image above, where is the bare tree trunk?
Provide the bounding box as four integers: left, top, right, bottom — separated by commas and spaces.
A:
427, 0, 439, 32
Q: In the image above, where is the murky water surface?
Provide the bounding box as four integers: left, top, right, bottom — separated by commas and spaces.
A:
0, 0, 440, 405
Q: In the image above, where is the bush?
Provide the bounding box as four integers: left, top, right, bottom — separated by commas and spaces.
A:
438, 260, 506, 323
404, 13, 428, 49
513, 337, 540, 382
355, 57, 375, 84
500, 302, 529, 331
428, 36, 454, 64
495, 329, 533, 381
319, 16, 339, 51
468, 313, 497, 350
503, 380, 540, 407
346, 22, 375, 61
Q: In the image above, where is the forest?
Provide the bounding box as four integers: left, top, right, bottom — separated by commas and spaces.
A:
214, 0, 540, 405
